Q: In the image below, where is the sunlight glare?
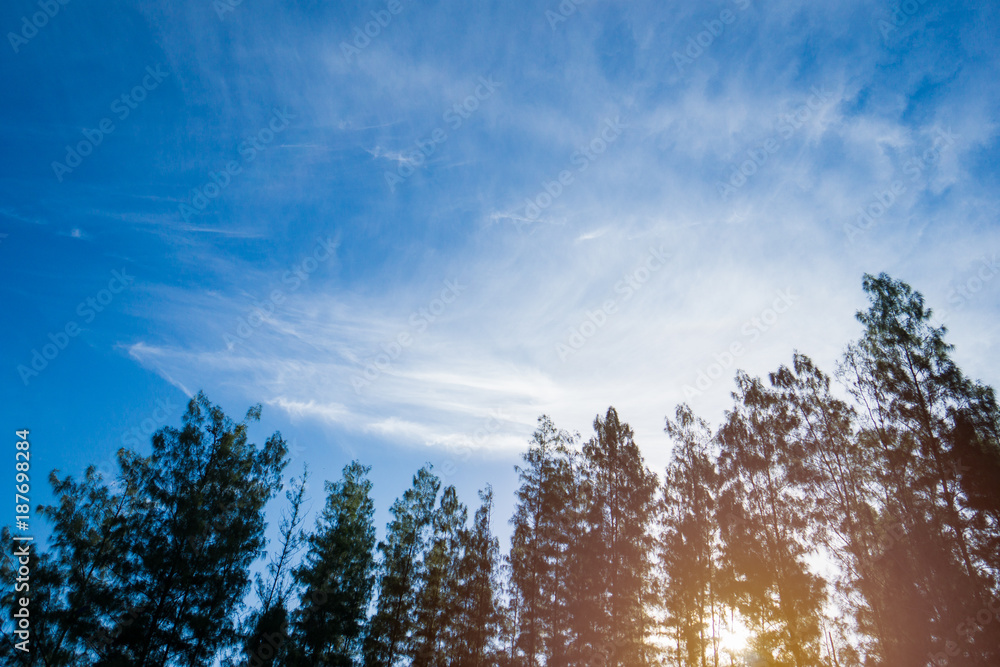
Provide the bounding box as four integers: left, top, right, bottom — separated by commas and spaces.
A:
720, 619, 752, 653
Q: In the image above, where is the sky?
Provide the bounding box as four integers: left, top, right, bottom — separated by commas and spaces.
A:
3, 0, 1000, 549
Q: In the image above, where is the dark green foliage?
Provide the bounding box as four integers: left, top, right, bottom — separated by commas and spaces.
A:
234, 602, 289, 667
0, 526, 73, 665
451, 486, 503, 667
114, 395, 288, 667
716, 371, 827, 666
0, 393, 288, 667
660, 405, 721, 667
508, 416, 580, 666
287, 461, 377, 667
227, 469, 307, 667
363, 466, 440, 667
4, 273, 998, 667
409, 485, 465, 666
575, 407, 660, 666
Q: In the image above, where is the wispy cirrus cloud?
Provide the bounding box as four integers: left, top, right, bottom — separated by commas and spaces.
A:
5, 0, 999, 496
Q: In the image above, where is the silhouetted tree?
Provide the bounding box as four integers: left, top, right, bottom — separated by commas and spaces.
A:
717, 373, 826, 666
768, 354, 891, 664
363, 466, 439, 667
118, 394, 288, 667
451, 486, 503, 667
660, 404, 721, 667
287, 462, 376, 667
574, 407, 659, 666
0, 393, 288, 667
229, 468, 308, 667
840, 273, 1000, 664
508, 416, 580, 666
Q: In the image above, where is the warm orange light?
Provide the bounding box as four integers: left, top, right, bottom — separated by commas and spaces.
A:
720, 618, 752, 653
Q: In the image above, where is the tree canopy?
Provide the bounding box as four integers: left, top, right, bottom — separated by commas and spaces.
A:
3, 273, 998, 666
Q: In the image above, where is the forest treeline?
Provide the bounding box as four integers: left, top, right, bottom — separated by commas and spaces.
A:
3, 272, 999, 667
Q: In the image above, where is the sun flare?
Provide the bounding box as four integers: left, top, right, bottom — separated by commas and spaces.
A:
719, 619, 753, 653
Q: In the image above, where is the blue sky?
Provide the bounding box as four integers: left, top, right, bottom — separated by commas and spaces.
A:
3, 0, 1000, 547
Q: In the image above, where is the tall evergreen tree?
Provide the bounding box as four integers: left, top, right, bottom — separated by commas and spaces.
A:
0, 470, 130, 666
716, 373, 826, 666
451, 486, 503, 667
767, 354, 893, 663
116, 394, 288, 667
496, 556, 521, 667
848, 273, 982, 578
574, 407, 659, 666
0, 393, 288, 667
410, 485, 467, 667
839, 273, 1000, 664
660, 404, 721, 667
508, 416, 580, 667
364, 466, 440, 667
229, 469, 309, 667
288, 462, 377, 667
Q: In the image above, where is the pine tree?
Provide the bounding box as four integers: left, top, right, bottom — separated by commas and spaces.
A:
0, 393, 288, 667
660, 404, 721, 667
288, 462, 376, 667
410, 485, 467, 667
364, 466, 440, 667
716, 373, 826, 666
496, 557, 521, 667
575, 407, 659, 666
767, 354, 892, 663
839, 273, 1000, 664
451, 486, 503, 667
117, 394, 288, 667
230, 468, 309, 667
0, 470, 131, 666
508, 416, 580, 666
